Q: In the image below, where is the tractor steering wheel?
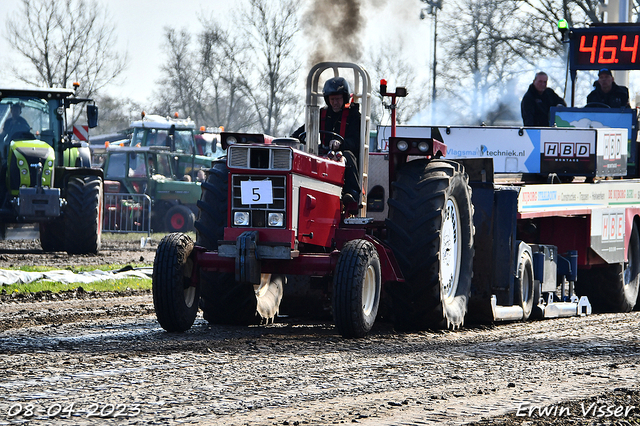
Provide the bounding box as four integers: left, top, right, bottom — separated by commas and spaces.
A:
297, 130, 345, 145
584, 102, 611, 108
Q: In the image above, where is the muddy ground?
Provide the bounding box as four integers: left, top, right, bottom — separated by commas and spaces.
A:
1, 238, 640, 425
0, 236, 159, 270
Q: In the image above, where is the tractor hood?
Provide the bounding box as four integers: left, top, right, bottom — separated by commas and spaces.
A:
152, 176, 201, 204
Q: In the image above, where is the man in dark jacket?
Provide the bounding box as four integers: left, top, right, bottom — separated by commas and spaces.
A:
586, 68, 630, 108
292, 77, 361, 206
521, 71, 566, 126
0, 102, 31, 159
0, 103, 30, 143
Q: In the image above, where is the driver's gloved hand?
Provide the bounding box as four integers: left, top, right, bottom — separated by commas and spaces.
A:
329, 139, 341, 151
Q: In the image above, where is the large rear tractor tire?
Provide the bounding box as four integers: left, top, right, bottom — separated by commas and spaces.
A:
385, 159, 474, 331
164, 204, 196, 233
64, 176, 102, 255
333, 239, 382, 338
195, 160, 284, 325
153, 233, 199, 332
578, 221, 640, 312
195, 160, 228, 249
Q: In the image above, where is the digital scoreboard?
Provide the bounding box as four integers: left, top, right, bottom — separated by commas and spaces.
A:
569, 26, 640, 71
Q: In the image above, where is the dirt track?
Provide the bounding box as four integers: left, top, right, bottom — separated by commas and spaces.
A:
1, 291, 640, 425
1, 238, 640, 425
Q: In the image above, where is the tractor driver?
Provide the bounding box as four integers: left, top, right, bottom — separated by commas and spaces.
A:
292, 77, 362, 206
0, 102, 30, 149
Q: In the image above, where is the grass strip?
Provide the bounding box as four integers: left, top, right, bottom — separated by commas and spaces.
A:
1, 264, 152, 295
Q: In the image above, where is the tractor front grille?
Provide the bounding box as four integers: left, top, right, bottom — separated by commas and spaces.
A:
8, 146, 55, 195
231, 175, 286, 228
228, 145, 292, 170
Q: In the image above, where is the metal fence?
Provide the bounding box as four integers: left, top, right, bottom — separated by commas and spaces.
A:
103, 193, 152, 235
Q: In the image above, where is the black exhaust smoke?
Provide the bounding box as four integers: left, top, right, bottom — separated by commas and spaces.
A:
302, 0, 366, 67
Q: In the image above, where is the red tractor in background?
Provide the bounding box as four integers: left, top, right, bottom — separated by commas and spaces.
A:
152, 62, 475, 337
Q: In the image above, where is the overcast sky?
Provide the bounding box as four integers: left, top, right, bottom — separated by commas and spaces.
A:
0, 0, 433, 106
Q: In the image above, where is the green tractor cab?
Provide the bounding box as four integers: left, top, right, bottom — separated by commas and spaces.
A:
128, 113, 220, 180
102, 146, 201, 233
0, 88, 103, 254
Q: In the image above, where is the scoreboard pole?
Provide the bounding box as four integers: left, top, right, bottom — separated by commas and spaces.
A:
604, 0, 630, 88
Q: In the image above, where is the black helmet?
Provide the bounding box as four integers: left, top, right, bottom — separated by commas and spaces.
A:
323, 77, 351, 105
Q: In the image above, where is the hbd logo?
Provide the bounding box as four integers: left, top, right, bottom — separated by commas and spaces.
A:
544, 142, 591, 158
603, 133, 623, 160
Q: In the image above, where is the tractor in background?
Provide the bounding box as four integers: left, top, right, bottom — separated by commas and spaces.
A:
101, 146, 202, 233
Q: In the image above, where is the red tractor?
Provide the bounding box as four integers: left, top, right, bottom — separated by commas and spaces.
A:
152, 62, 474, 337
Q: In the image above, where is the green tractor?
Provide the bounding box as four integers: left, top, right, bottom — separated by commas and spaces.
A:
0, 87, 103, 254
128, 113, 217, 180
101, 146, 202, 233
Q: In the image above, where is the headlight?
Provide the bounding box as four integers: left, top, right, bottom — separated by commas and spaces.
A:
396, 140, 409, 151
268, 212, 284, 227
418, 141, 430, 152
48, 160, 53, 167
18, 160, 24, 166
227, 136, 237, 145
21, 169, 28, 175
44, 169, 50, 175
234, 211, 250, 226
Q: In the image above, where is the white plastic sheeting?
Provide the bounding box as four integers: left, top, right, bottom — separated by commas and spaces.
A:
0, 268, 152, 286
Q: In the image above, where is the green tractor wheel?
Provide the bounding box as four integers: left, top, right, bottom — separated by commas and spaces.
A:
64, 176, 102, 255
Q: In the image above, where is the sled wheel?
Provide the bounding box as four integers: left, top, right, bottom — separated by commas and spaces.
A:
64, 176, 102, 255
515, 250, 535, 320
579, 221, 640, 312
333, 239, 381, 338
165, 204, 195, 233
385, 159, 474, 330
153, 233, 199, 332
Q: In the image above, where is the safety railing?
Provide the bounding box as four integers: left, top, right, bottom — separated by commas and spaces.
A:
103, 193, 152, 235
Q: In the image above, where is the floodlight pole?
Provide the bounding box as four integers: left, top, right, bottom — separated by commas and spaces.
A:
432, 7, 438, 121
421, 0, 442, 123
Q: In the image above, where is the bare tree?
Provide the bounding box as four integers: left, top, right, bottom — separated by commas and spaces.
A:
512, 1, 640, 60
237, 0, 302, 136
510, 0, 640, 107
365, 42, 430, 127
198, 18, 256, 131
92, 94, 142, 135
511, 0, 602, 66
156, 0, 302, 134
155, 28, 205, 123
439, 0, 525, 124
4, 0, 126, 98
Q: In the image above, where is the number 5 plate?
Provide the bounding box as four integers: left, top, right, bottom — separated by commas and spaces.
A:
241, 180, 273, 205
